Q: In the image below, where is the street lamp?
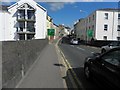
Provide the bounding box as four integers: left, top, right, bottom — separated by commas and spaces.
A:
80, 10, 88, 44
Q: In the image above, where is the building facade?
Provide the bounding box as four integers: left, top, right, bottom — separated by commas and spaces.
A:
58, 25, 70, 37
0, 0, 47, 41
52, 23, 59, 39
74, 8, 120, 41
74, 18, 86, 40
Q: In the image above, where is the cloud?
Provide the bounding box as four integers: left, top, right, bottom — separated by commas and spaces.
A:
1, 0, 19, 2
48, 2, 65, 11
1, 0, 119, 11
1, 0, 76, 2
0, 0, 19, 5
1, 0, 119, 2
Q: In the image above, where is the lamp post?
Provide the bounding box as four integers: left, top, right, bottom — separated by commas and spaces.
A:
80, 10, 88, 45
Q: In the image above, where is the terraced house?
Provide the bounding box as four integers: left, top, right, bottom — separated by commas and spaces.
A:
74, 8, 120, 41
0, 0, 47, 41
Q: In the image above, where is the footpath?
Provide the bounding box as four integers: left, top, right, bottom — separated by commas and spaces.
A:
16, 40, 67, 88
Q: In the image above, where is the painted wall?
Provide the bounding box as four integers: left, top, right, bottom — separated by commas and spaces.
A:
0, 11, 10, 41
96, 11, 119, 41
74, 10, 119, 41
0, 0, 47, 41
35, 6, 47, 39
8, 4, 19, 41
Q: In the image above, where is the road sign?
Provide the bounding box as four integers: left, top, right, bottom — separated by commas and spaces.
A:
48, 29, 55, 36
87, 29, 93, 37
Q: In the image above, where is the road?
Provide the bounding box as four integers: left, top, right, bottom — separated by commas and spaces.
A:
58, 42, 102, 89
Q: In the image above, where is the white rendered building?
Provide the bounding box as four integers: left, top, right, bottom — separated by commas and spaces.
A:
0, 0, 47, 41
74, 8, 120, 41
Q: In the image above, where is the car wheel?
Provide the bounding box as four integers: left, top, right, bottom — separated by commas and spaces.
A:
84, 65, 92, 80
101, 49, 106, 53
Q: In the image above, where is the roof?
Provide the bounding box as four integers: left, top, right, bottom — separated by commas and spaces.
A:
0, 5, 9, 11
97, 8, 120, 12
8, 0, 46, 12
65, 26, 71, 29
53, 23, 58, 27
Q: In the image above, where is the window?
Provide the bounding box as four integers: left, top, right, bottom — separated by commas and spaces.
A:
103, 36, 107, 40
102, 50, 120, 66
118, 14, 120, 19
117, 25, 120, 31
117, 37, 120, 41
19, 34, 25, 40
93, 15, 94, 20
105, 13, 108, 19
104, 24, 108, 31
89, 17, 91, 22
27, 34, 34, 40
92, 25, 94, 30
89, 26, 90, 30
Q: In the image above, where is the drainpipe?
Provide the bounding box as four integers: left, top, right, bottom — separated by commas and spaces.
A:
25, 7, 27, 40
112, 11, 115, 40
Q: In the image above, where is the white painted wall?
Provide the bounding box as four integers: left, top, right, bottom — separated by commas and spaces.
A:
75, 10, 119, 41
96, 11, 119, 41
35, 6, 47, 39
8, 4, 19, 41
0, 11, 5, 41
0, 11, 10, 41
0, 0, 47, 41
64, 28, 70, 35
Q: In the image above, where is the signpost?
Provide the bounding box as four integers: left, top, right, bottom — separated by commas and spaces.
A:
87, 29, 93, 38
48, 29, 55, 43
48, 29, 55, 36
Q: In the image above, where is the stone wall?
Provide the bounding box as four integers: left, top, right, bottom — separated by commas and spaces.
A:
2, 39, 48, 88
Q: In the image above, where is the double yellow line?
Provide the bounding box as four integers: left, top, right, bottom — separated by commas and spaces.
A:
55, 38, 84, 89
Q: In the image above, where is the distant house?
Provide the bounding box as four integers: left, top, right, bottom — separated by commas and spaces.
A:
52, 23, 59, 39
74, 8, 120, 41
0, 0, 47, 41
74, 18, 86, 40
58, 25, 71, 37
64, 26, 71, 35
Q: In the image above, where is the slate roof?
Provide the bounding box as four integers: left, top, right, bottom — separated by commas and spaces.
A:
98, 8, 120, 12
0, 5, 9, 11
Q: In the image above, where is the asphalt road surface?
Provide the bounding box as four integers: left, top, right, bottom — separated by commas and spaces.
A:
58, 43, 103, 89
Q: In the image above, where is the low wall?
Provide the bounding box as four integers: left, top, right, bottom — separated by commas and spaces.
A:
2, 39, 48, 88
87, 40, 118, 47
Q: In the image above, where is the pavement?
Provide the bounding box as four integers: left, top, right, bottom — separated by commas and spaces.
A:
16, 40, 67, 88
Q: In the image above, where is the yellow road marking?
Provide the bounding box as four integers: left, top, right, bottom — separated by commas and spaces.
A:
55, 38, 84, 89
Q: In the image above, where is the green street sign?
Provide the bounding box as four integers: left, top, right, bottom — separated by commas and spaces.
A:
87, 29, 93, 37
48, 29, 55, 36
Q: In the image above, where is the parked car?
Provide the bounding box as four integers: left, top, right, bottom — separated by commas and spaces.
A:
84, 47, 120, 88
70, 38, 79, 45
101, 41, 120, 53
